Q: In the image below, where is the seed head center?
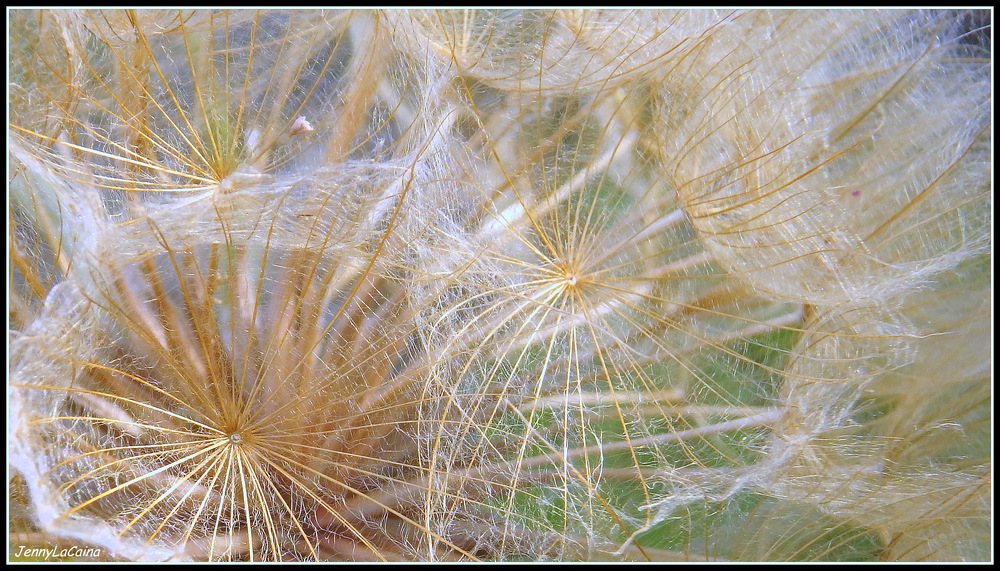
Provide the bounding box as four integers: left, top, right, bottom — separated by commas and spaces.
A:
228, 433, 243, 444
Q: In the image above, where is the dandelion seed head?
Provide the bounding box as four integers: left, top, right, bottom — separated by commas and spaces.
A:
9, 8, 990, 563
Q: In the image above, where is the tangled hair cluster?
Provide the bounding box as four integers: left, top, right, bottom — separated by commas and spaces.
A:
8, 9, 991, 562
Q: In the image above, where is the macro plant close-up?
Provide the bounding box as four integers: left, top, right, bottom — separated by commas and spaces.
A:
7, 9, 992, 562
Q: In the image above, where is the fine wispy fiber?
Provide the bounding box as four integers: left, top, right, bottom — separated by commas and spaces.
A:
8, 9, 991, 562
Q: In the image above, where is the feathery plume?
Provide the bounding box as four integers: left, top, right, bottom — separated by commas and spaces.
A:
9, 9, 991, 561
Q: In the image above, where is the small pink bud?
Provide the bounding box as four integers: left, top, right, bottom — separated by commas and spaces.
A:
289, 116, 314, 137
